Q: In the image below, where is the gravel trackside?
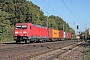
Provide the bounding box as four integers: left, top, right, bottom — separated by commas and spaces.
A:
53, 43, 87, 60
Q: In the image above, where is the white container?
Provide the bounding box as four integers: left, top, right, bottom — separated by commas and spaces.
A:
63, 32, 66, 38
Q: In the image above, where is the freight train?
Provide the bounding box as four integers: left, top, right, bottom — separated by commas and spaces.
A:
14, 23, 71, 43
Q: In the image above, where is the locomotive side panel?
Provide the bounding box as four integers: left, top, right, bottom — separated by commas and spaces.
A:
31, 25, 41, 38
30, 24, 48, 42
40, 28, 48, 38
31, 25, 48, 38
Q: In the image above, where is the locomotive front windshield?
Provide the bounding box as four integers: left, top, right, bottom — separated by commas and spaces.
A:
16, 25, 27, 29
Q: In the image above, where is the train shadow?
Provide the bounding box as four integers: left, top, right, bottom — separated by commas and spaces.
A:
2, 41, 44, 45
3, 42, 32, 45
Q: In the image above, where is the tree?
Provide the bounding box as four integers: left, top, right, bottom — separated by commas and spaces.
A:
0, 9, 13, 41
0, 0, 76, 42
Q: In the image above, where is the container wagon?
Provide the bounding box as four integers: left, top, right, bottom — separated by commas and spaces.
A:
48, 28, 59, 41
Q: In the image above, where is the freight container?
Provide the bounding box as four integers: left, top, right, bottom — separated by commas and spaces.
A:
66, 32, 68, 39
66, 32, 71, 39
48, 28, 53, 38
59, 30, 64, 39
48, 29, 60, 38
63, 32, 66, 38
52, 29, 59, 38
69, 32, 71, 39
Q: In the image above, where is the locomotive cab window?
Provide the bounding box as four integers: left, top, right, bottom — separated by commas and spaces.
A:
16, 25, 21, 29
22, 25, 27, 29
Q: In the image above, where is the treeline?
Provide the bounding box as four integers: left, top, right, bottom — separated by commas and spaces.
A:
0, 0, 75, 42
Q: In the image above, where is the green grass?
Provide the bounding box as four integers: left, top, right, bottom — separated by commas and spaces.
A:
85, 52, 90, 60
0, 37, 14, 43
85, 46, 90, 60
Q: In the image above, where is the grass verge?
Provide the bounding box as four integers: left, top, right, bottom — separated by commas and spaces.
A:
85, 46, 90, 60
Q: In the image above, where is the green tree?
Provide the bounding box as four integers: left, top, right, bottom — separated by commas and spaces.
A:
0, 9, 13, 42
0, 0, 76, 42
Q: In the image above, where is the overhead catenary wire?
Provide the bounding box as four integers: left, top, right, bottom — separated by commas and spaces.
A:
71, 0, 80, 20
42, 0, 77, 29
42, 0, 49, 7
71, 0, 82, 33
42, 0, 79, 23
62, 0, 81, 34
62, 0, 78, 21
42, 0, 61, 16
42, 9, 51, 16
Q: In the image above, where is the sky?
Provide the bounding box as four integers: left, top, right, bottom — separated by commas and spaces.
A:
29, 0, 90, 33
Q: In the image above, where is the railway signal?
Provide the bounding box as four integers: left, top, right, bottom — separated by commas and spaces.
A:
77, 25, 79, 29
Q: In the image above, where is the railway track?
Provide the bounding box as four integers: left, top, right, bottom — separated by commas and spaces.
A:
21, 42, 84, 60
0, 40, 84, 60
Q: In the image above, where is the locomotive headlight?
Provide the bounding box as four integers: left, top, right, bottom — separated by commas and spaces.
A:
23, 31, 27, 34
15, 32, 18, 34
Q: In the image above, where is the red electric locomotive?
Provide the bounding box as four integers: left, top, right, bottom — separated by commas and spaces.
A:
14, 23, 48, 43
